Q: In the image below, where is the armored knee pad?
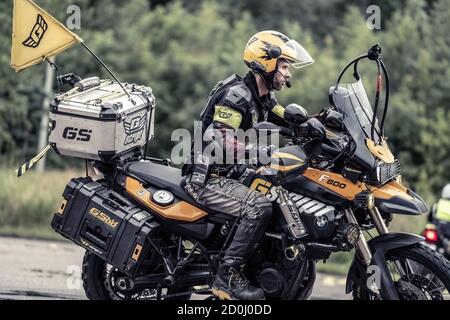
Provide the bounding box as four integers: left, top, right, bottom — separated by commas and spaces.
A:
242, 191, 272, 223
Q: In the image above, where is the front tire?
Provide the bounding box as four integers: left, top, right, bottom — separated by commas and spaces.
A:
353, 243, 450, 300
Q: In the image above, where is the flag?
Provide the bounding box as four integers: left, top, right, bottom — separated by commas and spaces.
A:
10, 0, 83, 72
15, 144, 52, 177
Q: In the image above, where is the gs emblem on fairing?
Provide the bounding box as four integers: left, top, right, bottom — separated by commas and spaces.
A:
123, 114, 147, 146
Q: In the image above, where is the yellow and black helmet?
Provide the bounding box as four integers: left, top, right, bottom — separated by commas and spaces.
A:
244, 30, 314, 74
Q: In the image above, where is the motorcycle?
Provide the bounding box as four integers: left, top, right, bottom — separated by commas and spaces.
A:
422, 223, 450, 260
51, 44, 450, 300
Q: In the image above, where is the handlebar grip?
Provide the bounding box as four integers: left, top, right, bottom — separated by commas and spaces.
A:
280, 127, 294, 137
321, 143, 341, 155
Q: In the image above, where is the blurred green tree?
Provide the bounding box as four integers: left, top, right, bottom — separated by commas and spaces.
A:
0, 0, 448, 204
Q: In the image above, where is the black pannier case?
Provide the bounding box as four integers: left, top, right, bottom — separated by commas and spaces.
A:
51, 177, 159, 276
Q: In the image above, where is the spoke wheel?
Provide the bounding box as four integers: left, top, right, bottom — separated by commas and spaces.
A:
82, 235, 214, 300
353, 243, 450, 300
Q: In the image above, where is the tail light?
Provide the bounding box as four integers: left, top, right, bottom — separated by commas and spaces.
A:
422, 225, 438, 243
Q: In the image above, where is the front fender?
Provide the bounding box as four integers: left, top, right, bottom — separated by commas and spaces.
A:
345, 232, 424, 294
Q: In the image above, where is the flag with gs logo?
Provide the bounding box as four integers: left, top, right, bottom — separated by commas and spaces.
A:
10, 0, 83, 72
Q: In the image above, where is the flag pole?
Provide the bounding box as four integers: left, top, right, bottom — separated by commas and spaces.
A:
36, 56, 56, 172
80, 42, 132, 101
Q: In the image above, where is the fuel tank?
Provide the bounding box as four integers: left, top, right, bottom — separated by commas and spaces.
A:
267, 145, 309, 176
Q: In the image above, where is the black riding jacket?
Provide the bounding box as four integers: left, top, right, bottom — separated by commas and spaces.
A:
182, 72, 288, 177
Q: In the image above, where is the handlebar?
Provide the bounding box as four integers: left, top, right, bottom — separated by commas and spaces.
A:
279, 126, 295, 137
321, 143, 341, 156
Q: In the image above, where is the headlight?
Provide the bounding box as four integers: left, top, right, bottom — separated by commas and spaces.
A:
336, 223, 360, 249
368, 159, 401, 185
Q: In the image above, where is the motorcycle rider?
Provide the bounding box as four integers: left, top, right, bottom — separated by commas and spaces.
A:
182, 30, 314, 300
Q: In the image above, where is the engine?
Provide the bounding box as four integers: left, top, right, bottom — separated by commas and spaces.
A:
256, 192, 344, 298
279, 192, 342, 241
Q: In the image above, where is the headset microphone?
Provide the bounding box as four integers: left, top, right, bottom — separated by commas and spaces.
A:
277, 70, 291, 88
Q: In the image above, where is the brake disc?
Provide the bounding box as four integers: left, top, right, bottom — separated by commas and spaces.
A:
400, 274, 444, 300
395, 278, 428, 300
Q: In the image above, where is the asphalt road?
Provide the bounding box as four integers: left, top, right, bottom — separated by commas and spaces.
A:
0, 236, 350, 300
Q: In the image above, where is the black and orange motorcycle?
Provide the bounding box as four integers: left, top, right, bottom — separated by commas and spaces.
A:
51, 45, 450, 300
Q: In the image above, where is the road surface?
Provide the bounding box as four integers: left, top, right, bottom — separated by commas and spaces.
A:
0, 236, 350, 300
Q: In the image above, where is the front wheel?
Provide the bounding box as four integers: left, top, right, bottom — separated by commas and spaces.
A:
353, 243, 450, 300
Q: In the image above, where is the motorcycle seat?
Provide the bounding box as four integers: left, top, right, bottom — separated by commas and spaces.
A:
123, 161, 196, 205
123, 161, 241, 222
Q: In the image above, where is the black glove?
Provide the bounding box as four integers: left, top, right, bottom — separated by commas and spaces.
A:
297, 118, 326, 140
306, 118, 326, 140
319, 108, 344, 131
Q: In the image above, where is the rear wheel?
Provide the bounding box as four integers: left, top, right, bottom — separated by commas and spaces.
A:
353, 243, 450, 300
82, 235, 213, 300
82, 251, 194, 300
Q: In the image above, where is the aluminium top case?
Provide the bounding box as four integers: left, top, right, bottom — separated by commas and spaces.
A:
49, 79, 155, 161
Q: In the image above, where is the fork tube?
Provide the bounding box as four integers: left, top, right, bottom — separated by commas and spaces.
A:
368, 207, 389, 235
344, 209, 372, 266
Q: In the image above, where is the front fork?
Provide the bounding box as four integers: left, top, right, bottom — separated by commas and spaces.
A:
345, 207, 401, 299
344, 207, 390, 266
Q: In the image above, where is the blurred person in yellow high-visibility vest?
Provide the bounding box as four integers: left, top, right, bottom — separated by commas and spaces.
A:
429, 184, 450, 256
430, 184, 450, 223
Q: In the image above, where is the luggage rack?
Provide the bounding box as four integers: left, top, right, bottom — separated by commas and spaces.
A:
144, 157, 173, 167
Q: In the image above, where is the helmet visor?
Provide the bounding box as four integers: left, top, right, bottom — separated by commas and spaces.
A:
282, 40, 314, 69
